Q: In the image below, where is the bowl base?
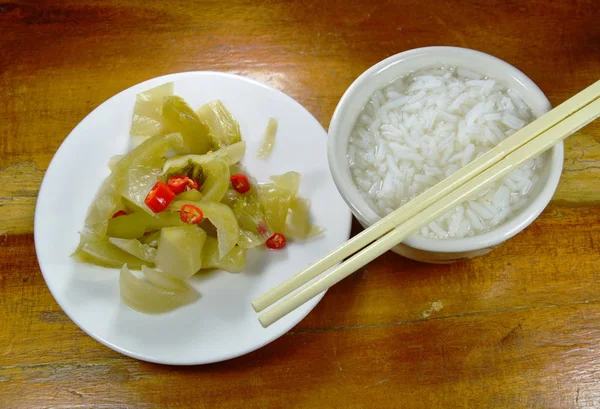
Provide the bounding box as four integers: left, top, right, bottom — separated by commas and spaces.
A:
391, 242, 498, 264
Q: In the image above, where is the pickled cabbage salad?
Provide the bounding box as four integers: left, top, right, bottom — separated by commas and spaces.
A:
72, 83, 322, 314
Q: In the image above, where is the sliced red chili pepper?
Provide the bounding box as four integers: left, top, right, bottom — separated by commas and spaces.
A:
168, 175, 200, 195
266, 233, 286, 249
112, 210, 128, 218
231, 174, 251, 194
180, 204, 204, 224
144, 181, 175, 213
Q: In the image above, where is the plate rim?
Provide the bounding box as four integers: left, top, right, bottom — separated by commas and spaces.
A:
34, 71, 352, 365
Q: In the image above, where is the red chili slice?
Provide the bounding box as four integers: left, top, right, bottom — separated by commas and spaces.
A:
144, 181, 175, 213
168, 175, 200, 195
112, 210, 128, 218
180, 204, 204, 224
231, 174, 251, 194
266, 233, 286, 249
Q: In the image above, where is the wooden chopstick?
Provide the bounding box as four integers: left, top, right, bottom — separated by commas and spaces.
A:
252, 80, 600, 314
255, 82, 600, 328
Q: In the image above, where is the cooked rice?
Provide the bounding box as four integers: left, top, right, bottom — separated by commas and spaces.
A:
347, 65, 543, 239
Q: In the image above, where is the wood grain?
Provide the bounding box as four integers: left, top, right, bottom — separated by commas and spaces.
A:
1, 0, 599, 408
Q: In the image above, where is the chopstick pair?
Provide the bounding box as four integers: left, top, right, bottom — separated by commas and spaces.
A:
253, 80, 600, 328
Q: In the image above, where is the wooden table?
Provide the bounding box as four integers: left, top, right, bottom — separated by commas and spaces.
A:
1, 1, 599, 407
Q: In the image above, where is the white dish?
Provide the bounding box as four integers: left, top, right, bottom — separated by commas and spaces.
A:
34, 72, 352, 365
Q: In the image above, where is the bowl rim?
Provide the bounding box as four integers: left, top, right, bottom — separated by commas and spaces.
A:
328, 46, 564, 253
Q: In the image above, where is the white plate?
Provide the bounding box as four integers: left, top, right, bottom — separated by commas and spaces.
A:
34, 72, 352, 365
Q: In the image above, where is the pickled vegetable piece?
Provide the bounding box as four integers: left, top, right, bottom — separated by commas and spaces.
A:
72, 233, 149, 268
193, 201, 240, 258
176, 189, 203, 202
140, 230, 161, 247
120, 265, 198, 314
236, 229, 265, 249
162, 141, 246, 176
131, 135, 151, 148
120, 132, 186, 213
108, 237, 157, 262
162, 96, 212, 154
145, 211, 187, 230
200, 157, 229, 202
196, 100, 242, 149
270, 171, 301, 197
221, 187, 270, 247
171, 201, 240, 258
155, 225, 207, 280
83, 174, 125, 237
217, 141, 246, 164
201, 237, 246, 273
108, 155, 123, 171
107, 212, 147, 238
107, 211, 183, 239
260, 183, 292, 233
121, 195, 146, 213
130, 82, 174, 137
141, 265, 190, 291
257, 118, 278, 159
285, 197, 311, 239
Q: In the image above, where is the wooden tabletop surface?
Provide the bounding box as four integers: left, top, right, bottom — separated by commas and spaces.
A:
2, 0, 599, 407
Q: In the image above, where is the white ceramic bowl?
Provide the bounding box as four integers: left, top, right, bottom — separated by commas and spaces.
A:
328, 46, 564, 263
